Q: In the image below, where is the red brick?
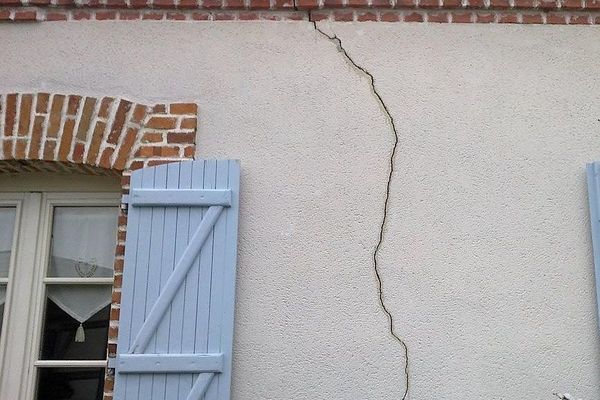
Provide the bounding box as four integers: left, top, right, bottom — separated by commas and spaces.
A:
147, 159, 177, 167
202, 0, 223, 7
297, 0, 319, 8
419, 0, 439, 8
370, 0, 391, 6
569, 13, 590, 23
119, 11, 141, 19
167, 132, 195, 143
381, 11, 400, 19
538, 0, 558, 8
249, 0, 270, 8
223, 0, 245, 7
14, 140, 26, 159
183, 146, 195, 157
108, 100, 132, 144
36, 93, 49, 113
284, 12, 306, 19
4, 94, 17, 137
521, 12, 543, 22
2, 140, 13, 160
86, 121, 107, 164
403, 10, 423, 19
98, 97, 114, 118
451, 11, 472, 21
497, 12, 518, 21
322, 0, 344, 6
142, 11, 164, 19
0, 10, 10, 20
178, 0, 198, 7
546, 11, 566, 22
181, 117, 198, 129
18, 94, 32, 136
72, 142, 85, 163
0, 0, 20, 5
105, 0, 128, 6
142, 132, 164, 143
113, 128, 139, 170
96, 11, 117, 20
99, 147, 115, 169
42, 140, 56, 161
167, 12, 187, 19
310, 11, 329, 20
587, 0, 600, 9
192, 11, 211, 18
333, 10, 354, 20
72, 10, 92, 20
347, 0, 370, 7
46, 12, 68, 21
153, 0, 176, 7
513, 0, 534, 6
442, 0, 462, 7
239, 12, 259, 18
465, 0, 485, 7
561, 0, 582, 7
57, 119, 75, 161
489, 0, 510, 7
129, 0, 148, 7
357, 10, 378, 20
427, 11, 448, 20
47, 95, 65, 138
77, 97, 97, 141
28, 115, 44, 159
395, 0, 416, 7
170, 103, 197, 114
67, 95, 81, 116
146, 117, 177, 129
273, 0, 295, 8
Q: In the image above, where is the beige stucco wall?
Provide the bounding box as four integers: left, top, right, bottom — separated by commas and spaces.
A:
1, 21, 600, 399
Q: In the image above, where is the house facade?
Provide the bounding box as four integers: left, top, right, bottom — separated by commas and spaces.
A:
0, 5, 599, 400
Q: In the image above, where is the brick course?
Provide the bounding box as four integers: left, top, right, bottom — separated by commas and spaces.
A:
0, 92, 197, 400
1, 0, 600, 22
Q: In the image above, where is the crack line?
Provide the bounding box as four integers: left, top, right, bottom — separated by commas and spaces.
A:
308, 15, 409, 400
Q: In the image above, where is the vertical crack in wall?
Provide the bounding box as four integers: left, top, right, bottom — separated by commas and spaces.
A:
308, 16, 410, 400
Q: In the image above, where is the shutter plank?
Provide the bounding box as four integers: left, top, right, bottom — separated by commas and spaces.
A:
114, 159, 240, 400
587, 162, 600, 327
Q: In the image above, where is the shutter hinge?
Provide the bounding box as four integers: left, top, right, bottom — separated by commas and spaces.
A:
121, 194, 130, 214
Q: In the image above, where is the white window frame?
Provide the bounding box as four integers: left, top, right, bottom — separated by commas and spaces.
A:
0, 191, 120, 400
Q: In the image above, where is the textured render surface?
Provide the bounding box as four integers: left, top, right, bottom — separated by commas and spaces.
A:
1, 22, 600, 399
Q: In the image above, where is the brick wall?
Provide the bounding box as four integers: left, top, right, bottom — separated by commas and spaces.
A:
0, 92, 198, 400
1, 0, 600, 23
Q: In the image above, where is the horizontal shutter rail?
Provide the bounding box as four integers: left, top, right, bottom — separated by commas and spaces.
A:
129, 189, 232, 207
117, 354, 224, 374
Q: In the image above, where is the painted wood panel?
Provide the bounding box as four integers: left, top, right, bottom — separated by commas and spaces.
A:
114, 160, 240, 400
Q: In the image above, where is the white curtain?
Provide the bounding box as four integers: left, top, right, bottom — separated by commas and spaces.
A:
0, 206, 117, 325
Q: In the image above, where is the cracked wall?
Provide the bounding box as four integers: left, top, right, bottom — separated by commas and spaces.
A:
1, 22, 600, 399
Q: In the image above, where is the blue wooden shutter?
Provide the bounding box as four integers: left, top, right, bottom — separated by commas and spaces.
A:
114, 160, 240, 400
587, 162, 600, 326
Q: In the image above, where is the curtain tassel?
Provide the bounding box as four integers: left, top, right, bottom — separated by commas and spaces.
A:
75, 323, 85, 343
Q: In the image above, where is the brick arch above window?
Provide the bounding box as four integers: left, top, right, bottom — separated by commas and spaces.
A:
0, 92, 197, 174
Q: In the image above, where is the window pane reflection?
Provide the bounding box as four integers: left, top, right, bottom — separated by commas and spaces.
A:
36, 368, 104, 400
40, 298, 109, 361
48, 207, 118, 278
0, 207, 17, 278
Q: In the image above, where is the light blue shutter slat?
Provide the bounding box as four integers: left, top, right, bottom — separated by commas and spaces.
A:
114, 159, 240, 400
586, 162, 600, 327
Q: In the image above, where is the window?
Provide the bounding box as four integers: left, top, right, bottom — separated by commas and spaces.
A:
0, 191, 119, 400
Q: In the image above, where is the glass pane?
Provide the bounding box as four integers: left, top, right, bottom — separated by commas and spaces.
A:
36, 367, 104, 400
0, 207, 17, 278
40, 295, 110, 361
48, 207, 118, 278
